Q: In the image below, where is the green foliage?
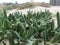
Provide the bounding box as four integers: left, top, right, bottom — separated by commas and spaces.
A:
51, 32, 60, 43
32, 40, 39, 45
56, 12, 60, 27
43, 30, 47, 45
0, 9, 59, 45
51, 12, 60, 43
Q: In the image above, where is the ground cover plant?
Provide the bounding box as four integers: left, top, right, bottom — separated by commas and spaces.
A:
0, 9, 60, 45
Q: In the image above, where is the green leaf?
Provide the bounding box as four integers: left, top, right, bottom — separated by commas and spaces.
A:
6, 31, 14, 45
2, 41, 6, 45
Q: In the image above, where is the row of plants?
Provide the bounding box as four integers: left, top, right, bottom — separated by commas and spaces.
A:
0, 9, 60, 45
3, 2, 33, 10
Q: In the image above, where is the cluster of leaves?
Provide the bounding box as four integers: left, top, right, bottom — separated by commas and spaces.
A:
51, 12, 60, 43
0, 9, 60, 45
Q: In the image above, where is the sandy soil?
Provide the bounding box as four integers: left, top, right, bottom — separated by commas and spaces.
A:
7, 6, 60, 14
